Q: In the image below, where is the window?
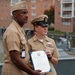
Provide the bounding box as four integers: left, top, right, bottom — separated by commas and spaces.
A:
1, 17, 4, 20
65, 19, 68, 22
65, 4, 69, 7
10, 0, 21, 15
58, 12, 60, 15
58, 4, 60, 8
10, 16, 12, 20
6, 0, 9, 1
58, 18, 61, 23
1, 10, 4, 13
1, 4, 4, 7
45, 0, 48, 1
6, 16, 8, 20
40, 4, 42, 7
6, 4, 8, 7
45, 4, 48, 8
32, 11, 36, 16
6, 10, 8, 14
32, 5, 36, 9
40, 11, 42, 14
31, 0, 36, 3
53, 0, 55, 3
10, 0, 21, 5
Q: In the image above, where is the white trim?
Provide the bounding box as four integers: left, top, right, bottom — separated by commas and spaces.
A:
72, 0, 74, 17
60, 0, 62, 17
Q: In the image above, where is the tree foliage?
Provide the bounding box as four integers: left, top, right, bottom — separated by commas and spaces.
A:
44, 6, 54, 24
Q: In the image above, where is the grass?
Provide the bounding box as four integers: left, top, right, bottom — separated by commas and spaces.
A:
48, 30, 65, 34
48, 30, 75, 35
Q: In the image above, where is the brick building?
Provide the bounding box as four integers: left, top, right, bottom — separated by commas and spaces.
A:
0, 0, 54, 30
0, 0, 11, 28
55, 0, 75, 32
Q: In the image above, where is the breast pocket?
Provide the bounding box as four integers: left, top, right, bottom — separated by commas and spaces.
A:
45, 43, 54, 55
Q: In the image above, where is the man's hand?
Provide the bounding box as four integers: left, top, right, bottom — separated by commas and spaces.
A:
32, 70, 41, 75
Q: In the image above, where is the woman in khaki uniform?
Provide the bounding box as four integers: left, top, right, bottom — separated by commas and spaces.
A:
2, 1, 41, 75
28, 15, 60, 75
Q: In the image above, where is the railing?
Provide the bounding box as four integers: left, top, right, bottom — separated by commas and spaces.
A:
0, 29, 75, 75
0, 63, 3, 75
62, 0, 72, 3
62, 22, 71, 25
63, 7, 72, 11
0, 58, 75, 75
62, 15, 72, 17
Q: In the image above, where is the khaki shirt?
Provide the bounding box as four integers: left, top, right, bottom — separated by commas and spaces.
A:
28, 35, 60, 75
2, 20, 29, 75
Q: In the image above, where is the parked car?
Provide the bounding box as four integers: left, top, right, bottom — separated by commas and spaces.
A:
56, 37, 71, 50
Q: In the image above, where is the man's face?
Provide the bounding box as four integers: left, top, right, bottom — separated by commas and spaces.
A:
14, 9, 28, 25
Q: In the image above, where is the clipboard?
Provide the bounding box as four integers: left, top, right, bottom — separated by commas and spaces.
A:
30, 50, 52, 73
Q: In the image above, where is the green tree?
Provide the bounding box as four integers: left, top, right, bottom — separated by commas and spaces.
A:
44, 6, 54, 24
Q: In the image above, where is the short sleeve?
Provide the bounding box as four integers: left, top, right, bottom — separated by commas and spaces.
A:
52, 40, 60, 58
6, 31, 20, 52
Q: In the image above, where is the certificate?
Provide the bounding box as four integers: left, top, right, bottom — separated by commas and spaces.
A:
30, 50, 52, 73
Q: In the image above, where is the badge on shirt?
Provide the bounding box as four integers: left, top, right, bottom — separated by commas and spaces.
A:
21, 44, 25, 58
46, 42, 53, 48
21, 49, 25, 58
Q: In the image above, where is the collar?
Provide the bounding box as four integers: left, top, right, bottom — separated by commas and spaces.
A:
32, 35, 50, 42
13, 20, 24, 33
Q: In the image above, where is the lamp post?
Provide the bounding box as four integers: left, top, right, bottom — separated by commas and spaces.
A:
65, 32, 70, 50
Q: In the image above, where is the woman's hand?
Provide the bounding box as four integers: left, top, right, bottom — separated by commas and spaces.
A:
45, 50, 58, 64
45, 50, 52, 59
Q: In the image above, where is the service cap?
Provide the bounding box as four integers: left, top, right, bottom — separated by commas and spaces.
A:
11, 1, 28, 12
31, 15, 49, 27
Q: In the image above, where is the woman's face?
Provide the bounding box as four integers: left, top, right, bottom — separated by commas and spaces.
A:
35, 25, 48, 36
